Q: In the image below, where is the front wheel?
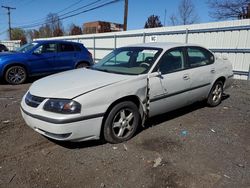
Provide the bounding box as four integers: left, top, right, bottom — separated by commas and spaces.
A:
103, 101, 140, 144
207, 81, 224, 107
76, 62, 89, 69
4, 66, 27, 85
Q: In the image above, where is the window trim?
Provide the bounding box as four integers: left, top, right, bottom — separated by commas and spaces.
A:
153, 47, 188, 75
185, 46, 215, 69
58, 43, 76, 52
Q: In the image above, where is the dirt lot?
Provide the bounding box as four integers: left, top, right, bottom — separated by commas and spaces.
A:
0, 79, 249, 188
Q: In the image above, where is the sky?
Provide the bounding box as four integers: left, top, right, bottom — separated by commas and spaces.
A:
0, 0, 214, 40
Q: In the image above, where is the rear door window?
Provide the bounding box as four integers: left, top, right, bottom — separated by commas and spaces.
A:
34, 43, 57, 53
59, 43, 75, 52
187, 47, 214, 68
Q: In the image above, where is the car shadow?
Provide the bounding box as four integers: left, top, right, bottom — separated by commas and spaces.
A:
48, 138, 106, 149
47, 93, 230, 149
0, 76, 43, 85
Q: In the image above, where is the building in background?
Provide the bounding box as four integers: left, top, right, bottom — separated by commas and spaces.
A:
83, 21, 123, 34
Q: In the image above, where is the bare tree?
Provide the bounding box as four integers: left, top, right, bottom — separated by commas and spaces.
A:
38, 25, 52, 38
207, 0, 250, 20
26, 29, 40, 41
37, 13, 64, 38
45, 13, 64, 37
169, 14, 178, 26
179, 0, 198, 25
11, 28, 27, 45
144, 15, 163, 28
169, 0, 199, 25
69, 24, 82, 35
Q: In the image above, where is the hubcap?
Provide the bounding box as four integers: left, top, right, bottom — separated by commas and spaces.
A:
112, 109, 134, 138
7, 67, 25, 84
212, 84, 222, 103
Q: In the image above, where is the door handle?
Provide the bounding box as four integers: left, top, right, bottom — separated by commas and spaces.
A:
183, 74, 190, 80
211, 68, 216, 73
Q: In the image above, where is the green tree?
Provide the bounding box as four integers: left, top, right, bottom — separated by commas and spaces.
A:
144, 15, 163, 28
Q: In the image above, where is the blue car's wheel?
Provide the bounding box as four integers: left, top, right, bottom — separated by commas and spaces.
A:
5, 66, 27, 85
76, 62, 89, 69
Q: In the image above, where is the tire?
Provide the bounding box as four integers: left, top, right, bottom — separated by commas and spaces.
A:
103, 101, 140, 144
207, 81, 224, 107
76, 62, 89, 69
4, 65, 27, 85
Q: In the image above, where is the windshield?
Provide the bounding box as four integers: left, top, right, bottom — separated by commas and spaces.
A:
92, 47, 162, 75
16, 42, 38, 53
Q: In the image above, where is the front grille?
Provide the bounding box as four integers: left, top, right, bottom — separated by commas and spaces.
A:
25, 92, 45, 107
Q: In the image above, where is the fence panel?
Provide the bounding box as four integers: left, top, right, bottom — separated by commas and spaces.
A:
29, 19, 250, 80
0, 40, 21, 51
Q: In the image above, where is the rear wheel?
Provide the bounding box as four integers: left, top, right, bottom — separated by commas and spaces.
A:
4, 65, 27, 85
76, 62, 89, 69
207, 81, 223, 107
103, 101, 140, 144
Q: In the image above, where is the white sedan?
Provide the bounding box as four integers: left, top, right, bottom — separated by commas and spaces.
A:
21, 43, 233, 143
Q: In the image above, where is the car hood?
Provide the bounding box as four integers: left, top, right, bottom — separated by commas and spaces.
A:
0, 52, 26, 60
29, 68, 133, 99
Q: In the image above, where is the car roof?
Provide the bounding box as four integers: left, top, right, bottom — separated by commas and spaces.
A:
124, 42, 205, 50
35, 40, 81, 45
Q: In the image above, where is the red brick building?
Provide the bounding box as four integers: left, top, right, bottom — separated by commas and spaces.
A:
83, 21, 123, 34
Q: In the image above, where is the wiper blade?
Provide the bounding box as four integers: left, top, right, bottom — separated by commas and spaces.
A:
91, 67, 112, 73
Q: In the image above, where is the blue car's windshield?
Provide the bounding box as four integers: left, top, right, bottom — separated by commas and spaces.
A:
92, 47, 162, 75
16, 42, 38, 53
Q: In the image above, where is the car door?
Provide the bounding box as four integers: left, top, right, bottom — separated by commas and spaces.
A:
28, 43, 57, 74
55, 43, 78, 71
185, 46, 216, 103
149, 47, 191, 117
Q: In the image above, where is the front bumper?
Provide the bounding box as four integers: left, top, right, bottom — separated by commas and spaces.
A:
21, 101, 103, 142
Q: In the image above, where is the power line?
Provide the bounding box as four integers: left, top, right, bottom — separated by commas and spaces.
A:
56, 0, 84, 14
13, 0, 104, 29
59, 0, 102, 17
15, 0, 85, 26
13, 0, 122, 30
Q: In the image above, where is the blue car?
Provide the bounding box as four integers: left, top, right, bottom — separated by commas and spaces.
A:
0, 40, 93, 84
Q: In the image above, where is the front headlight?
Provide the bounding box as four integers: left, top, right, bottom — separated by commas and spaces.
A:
43, 99, 81, 114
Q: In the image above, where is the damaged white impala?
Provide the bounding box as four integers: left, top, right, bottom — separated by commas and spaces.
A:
21, 43, 233, 143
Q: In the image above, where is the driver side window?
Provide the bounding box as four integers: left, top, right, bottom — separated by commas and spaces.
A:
158, 48, 185, 74
34, 43, 57, 54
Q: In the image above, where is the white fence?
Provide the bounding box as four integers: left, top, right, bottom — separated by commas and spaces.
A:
15, 19, 250, 80
0, 40, 21, 51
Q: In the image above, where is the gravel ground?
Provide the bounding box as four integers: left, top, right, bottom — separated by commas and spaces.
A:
0, 79, 249, 188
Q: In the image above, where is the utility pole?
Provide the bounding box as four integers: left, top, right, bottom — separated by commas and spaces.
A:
1, 6, 16, 40
164, 9, 167, 26
123, 0, 128, 31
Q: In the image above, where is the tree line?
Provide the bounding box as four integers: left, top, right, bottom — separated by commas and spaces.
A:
10, 0, 250, 44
